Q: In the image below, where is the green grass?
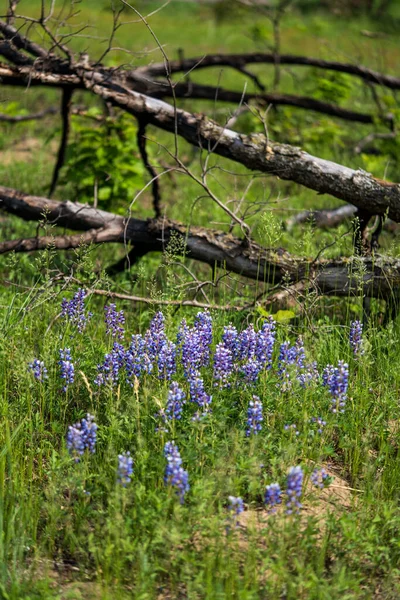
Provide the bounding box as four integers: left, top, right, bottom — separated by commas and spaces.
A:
2, 1, 400, 598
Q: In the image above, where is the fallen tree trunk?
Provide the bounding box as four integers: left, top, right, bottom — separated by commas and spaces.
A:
0, 185, 399, 300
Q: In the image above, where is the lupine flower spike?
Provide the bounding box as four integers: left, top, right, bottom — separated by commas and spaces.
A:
311, 467, 330, 489
61, 288, 92, 332
117, 452, 134, 486
350, 320, 364, 357
59, 348, 74, 392
28, 359, 48, 383
286, 466, 304, 514
227, 496, 244, 526
246, 396, 263, 436
104, 303, 125, 339
264, 483, 282, 512
164, 442, 189, 504
67, 413, 98, 462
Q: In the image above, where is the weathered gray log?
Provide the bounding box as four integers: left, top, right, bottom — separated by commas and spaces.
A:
0, 185, 399, 300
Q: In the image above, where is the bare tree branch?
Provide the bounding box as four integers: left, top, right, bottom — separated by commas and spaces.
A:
49, 87, 73, 197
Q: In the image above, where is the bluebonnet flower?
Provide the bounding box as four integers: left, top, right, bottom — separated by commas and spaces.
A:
286, 466, 304, 514
28, 359, 48, 383
213, 343, 233, 387
227, 496, 244, 526
311, 467, 330, 489
125, 334, 153, 383
188, 373, 212, 411
222, 324, 239, 360
181, 328, 204, 378
246, 396, 263, 436
264, 483, 282, 512
165, 382, 186, 421
61, 288, 92, 332
94, 342, 125, 386
157, 340, 177, 380
241, 358, 262, 385
350, 320, 364, 357
297, 361, 319, 387
164, 441, 190, 504
104, 304, 125, 339
310, 416, 326, 434
146, 312, 167, 363
322, 360, 349, 413
284, 423, 299, 436
255, 317, 276, 369
117, 452, 134, 486
67, 413, 98, 462
59, 348, 74, 391
238, 324, 257, 361
193, 310, 213, 366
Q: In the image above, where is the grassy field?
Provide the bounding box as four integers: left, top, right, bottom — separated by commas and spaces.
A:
2, 1, 400, 598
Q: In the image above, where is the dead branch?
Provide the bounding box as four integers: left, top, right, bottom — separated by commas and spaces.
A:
0, 185, 400, 301
136, 118, 161, 218
0, 107, 57, 122
49, 87, 73, 197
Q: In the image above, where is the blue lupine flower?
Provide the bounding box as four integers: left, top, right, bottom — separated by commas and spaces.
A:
286, 466, 304, 514
125, 334, 153, 383
157, 340, 177, 380
117, 452, 134, 486
322, 360, 349, 413
146, 312, 167, 363
94, 342, 125, 386
227, 496, 244, 525
255, 317, 276, 369
222, 324, 239, 360
246, 396, 263, 436
59, 348, 74, 391
311, 467, 330, 489
67, 413, 98, 462
264, 483, 282, 512
61, 288, 92, 332
297, 361, 319, 387
238, 324, 257, 361
194, 310, 213, 367
213, 342, 233, 387
350, 320, 364, 356
104, 303, 125, 339
165, 382, 186, 421
164, 441, 189, 504
241, 358, 262, 385
188, 373, 212, 411
28, 359, 48, 383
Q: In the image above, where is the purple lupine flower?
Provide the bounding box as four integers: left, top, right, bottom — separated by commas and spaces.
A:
188, 373, 212, 411
311, 467, 330, 489
310, 416, 326, 434
117, 452, 134, 486
104, 303, 125, 339
286, 466, 304, 514
157, 340, 177, 380
255, 317, 276, 369
246, 396, 263, 436
125, 334, 153, 383
164, 441, 189, 504
176, 318, 189, 348
61, 288, 92, 333
278, 337, 310, 390
238, 325, 257, 361
193, 310, 213, 366
222, 324, 239, 360
146, 312, 167, 363
350, 320, 364, 357
67, 413, 97, 462
59, 348, 74, 391
322, 361, 349, 413
165, 382, 186, 421
284, 423, 300, 436
264, 483, 282, 512
297, 361, 319, 387
241, 358, 262, 385
227, 496, 244, 526
28, 359, 48, 383
94, 342, 125, 386
213, 342, 234, 388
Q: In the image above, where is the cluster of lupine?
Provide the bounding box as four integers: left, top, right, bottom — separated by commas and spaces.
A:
350, 319, 364, 357
164, 441, 190, 504
246, 396, 263, 436
311, 467, 329, 489
66, 413, 98, 462
165, 382, 186, 421
59, 348, 74, 392
227, 496, 245, 527
28, 359, 48, 383
322, 361, 349, 413
117, 452, 134, 486
61, 288, 92, 333
265, 466, 305, 515
105, 303, 125, 339
278, 337, 318, 391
